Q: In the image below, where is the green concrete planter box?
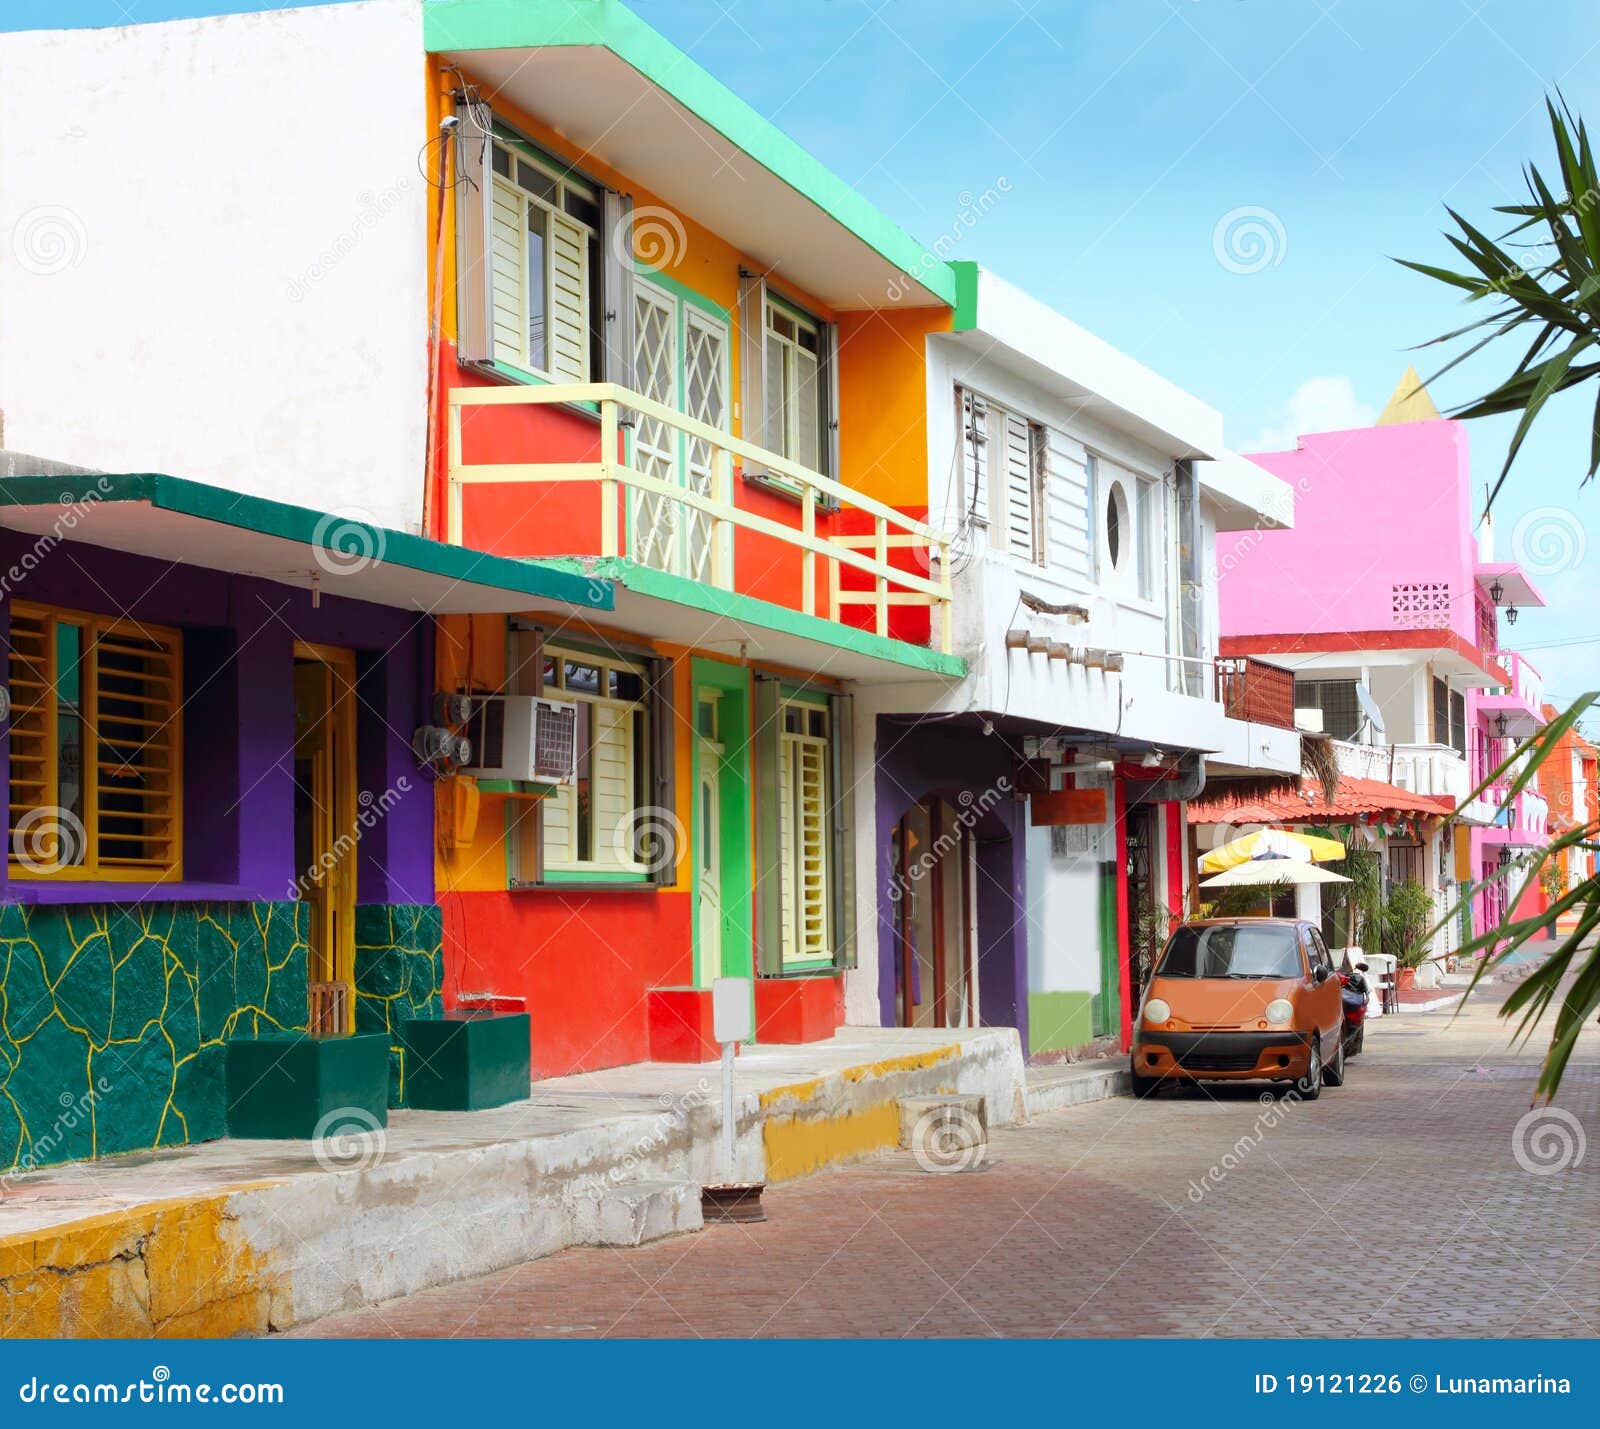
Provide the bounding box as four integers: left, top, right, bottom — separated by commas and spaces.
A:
225, 1033, 390, 1140
400, 1013, 531, 1111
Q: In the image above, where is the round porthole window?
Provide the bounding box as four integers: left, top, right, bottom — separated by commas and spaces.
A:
1106, 481, 1129, 570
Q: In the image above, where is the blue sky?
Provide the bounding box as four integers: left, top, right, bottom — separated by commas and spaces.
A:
16, 0, 1600, 706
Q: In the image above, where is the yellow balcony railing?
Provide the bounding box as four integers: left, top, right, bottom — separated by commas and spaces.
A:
446, 382, 953, 653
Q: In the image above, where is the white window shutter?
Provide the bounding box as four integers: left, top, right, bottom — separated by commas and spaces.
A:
820, 322, 841, 482
738, 271, 769, 473
549, 212, 589, 381
453, 112, 495, 365
600, 191, 635, 384
1002, 412, 1035, 560
960, 387, 989, 531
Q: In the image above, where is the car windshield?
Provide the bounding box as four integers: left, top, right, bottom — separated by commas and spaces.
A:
1157, 924, 1304, 980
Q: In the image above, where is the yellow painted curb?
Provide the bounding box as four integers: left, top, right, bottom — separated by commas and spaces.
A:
0, 1182, 286, 1339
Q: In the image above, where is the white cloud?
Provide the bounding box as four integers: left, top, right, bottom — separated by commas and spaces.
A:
1244, 376, 1376, 453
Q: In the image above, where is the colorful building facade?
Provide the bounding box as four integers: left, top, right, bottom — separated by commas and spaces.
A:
1209, 371, 1552, 956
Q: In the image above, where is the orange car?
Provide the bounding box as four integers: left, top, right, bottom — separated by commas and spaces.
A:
1131, 917, 1346, 1098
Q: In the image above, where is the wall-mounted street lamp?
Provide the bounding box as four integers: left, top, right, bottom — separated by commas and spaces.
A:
1489, 579, 1504, 605
1494, 713, 1509, 740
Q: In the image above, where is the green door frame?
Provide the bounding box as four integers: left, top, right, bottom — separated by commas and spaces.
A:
691, 659, 753, 990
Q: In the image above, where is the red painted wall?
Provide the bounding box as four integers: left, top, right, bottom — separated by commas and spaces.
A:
442, 887, 693, 1079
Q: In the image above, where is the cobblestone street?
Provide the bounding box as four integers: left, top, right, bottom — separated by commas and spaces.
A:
294, 982, 1599, 1339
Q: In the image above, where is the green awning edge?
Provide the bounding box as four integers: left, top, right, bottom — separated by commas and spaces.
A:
0, 471, 615, 612
422, 0, 957, 309
537, 555, 967, 678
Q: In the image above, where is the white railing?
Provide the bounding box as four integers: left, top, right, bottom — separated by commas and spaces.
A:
1332, 741, 1474, 804
1500, 650, 1545, 712
446, 382, 953, 653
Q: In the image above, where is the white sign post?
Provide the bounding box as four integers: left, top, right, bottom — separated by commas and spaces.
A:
711, 977, 753, 1176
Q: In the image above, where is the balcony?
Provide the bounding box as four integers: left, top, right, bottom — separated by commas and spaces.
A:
1214, 656, 1296, 729
1486, 782, 1550, 843
1333, 740, 1473, 805
1477, 649, 1547, 739
445, 383, 953, 653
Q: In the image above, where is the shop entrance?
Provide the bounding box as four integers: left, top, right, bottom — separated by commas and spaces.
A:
293, 642, 358, 1036
891, 797, 977, 1029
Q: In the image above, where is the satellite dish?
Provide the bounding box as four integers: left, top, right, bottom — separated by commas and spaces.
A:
1355, 682, 1385, 735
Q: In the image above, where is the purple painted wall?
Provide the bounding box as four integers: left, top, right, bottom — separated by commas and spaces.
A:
872, 717, 1027, 1048
0, 531, 435, 906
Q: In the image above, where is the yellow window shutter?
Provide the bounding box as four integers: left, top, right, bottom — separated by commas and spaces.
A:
490, 177, 527, 368
590, 702, 633, 870
795, 740, 829, 961
549, 212, 589, 382
91, 623, 181, 876
778, 736, 795, 963
7, 607, 54, 860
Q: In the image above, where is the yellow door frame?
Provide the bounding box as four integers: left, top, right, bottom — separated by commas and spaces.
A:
293, 641, 359, 1035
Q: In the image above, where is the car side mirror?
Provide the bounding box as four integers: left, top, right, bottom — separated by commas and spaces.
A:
1313, 964, 1331, 984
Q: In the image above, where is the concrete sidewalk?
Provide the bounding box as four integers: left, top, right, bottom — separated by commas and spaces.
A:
0, 1027, 1025, 1338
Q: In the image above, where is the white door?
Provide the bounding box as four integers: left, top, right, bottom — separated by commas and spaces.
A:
697, 736, 723, 986
631, 279, 679, 572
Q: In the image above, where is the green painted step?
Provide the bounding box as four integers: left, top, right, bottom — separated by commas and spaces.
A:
400, 1013, 532, 1112
225, 1033, 390, 1141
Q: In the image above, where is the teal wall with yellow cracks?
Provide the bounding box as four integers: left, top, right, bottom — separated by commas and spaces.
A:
353, 903, 445, 1106
0, 900, 310, 1173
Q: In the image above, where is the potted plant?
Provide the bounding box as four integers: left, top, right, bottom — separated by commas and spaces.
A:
1382, 879, 1434, 989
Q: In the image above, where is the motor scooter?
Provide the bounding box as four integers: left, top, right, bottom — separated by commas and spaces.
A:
1339, 961, 1370, 1057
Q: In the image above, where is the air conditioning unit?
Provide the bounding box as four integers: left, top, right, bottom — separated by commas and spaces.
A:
463, 695, 580, 784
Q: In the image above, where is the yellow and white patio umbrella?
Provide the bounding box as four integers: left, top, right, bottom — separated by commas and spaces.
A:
1199, 827, 1346, 874
1200, 861, 1351, 888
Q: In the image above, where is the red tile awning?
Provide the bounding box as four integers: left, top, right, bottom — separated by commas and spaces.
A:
1189, 776, 1456, 826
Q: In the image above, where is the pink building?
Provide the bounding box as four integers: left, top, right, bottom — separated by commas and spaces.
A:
1213, 370, 1548, 953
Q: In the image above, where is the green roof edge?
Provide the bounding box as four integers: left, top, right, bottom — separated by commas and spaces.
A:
0, 471, 614, 612
422, 0, 957, 309
536, 555, 967, 678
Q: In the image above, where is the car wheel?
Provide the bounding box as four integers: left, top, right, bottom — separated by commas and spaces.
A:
1323, 1031, 1346, 1087
1130, 1057, 1159, 1098
1295, 1037, 1322, 1100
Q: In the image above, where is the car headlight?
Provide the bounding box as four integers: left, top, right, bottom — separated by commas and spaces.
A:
1144, 997, 1171, 1025
1264, 998, 1293, 1026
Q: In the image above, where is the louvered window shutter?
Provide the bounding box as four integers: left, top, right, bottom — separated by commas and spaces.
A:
738, 272, 769, 476
752, 674, 783, 973
589, 701, 633, 870
828, 692, 856, 969
92, 624, 181, 875
819, 322, 841, 483
454, 110, 494, 366
959, 387, 989, 530
549, 212, 589, 381
7, 607, 54, 860
1001, 411, 1036, 561
789, 736, 830, 964
489, 175, 527, 369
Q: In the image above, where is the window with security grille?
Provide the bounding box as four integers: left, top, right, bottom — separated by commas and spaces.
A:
1433, 675, 1451, 746
1293, 679, 1362, 740
7, 602, 182, 880
504, 636, 666, 883
779, 698, 832, 966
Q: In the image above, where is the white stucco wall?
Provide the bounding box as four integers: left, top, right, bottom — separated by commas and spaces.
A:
0, 0, 428, 531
